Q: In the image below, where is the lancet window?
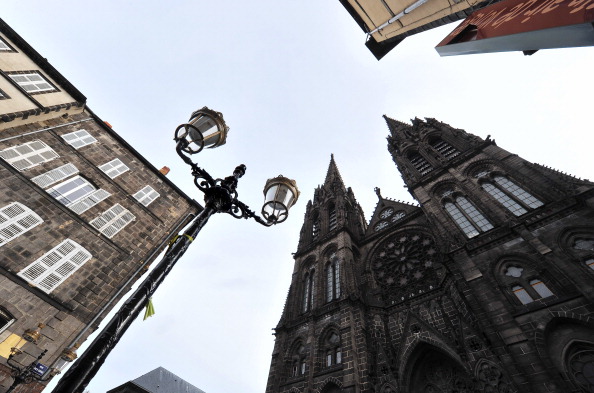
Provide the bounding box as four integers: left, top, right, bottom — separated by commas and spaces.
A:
408, 151, 433, 175
328, 203, 337, 231
322, 330, 342, 368
429, 137, 459, 160
303, 270, 315, 312
502, 264, 554, 305
442, 189, 493, 238
326, 254, 341, 302
475, 170, 543, 216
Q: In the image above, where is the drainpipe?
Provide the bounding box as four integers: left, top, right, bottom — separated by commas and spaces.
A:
367, 0, 429, 36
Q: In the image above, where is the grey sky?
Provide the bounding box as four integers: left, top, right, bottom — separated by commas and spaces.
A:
2, 1, 594, 393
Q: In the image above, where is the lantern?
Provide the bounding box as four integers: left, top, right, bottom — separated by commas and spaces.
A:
262, 176, 300, 224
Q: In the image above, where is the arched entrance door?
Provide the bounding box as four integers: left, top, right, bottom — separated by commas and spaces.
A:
407, 346, 476, 393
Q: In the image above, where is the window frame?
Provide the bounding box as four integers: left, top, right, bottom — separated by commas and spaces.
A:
326, 255, 341, 302
46, 175, 97, 206
475, 171, 543, 216
6, 70, 58, 94
442, 191, 493, 238
0, 36, 17, 52
501, 263, 555, 306
302, 270, 315, 313
0, 307, 15, 335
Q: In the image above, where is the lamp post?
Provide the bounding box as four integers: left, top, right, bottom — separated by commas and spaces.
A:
50, 107, 299, 393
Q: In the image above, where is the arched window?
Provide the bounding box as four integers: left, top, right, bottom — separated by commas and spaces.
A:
408, 151, 433, 175
503, 264, 554, 305
322, 331, 342, 368
0, 307, 15, 334
429, 137, 459, 160
303, 271, 315, 312
328, 203, 337, 231
326, 255, 341, 302
568, 235, 594, 271
476, 171, 542, 216
442, 190, 493, 238
290, 343, 307, 377
312, 211, 320, 240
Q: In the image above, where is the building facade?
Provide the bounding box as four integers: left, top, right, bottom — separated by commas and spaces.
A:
265, 117, 594, 393
0, 19, 200, 392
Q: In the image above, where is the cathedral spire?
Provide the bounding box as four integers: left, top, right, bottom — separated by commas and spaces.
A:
323, 153, 347, 192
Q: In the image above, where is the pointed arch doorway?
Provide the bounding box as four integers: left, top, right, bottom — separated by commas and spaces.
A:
406, 344, 476, 393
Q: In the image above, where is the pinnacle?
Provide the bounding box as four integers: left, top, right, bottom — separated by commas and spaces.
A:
323, 154, 346, 189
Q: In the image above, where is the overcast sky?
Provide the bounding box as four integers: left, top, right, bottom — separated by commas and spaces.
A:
3, 1, 594, 393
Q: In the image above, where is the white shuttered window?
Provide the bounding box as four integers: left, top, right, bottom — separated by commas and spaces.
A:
90, 204, 135, 238
133, 186, 160, 207
99, 159, 129, 179
8, 72, 56, 93
18, 239, 92, 293
0, 140, 59, 171
0, 202, 43, 247
31, 163, 79, 188
61, 130, 97, 149
46, 175, 111, 214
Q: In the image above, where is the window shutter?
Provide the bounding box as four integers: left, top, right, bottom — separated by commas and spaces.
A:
18, 239, 92, 293
98, 159, 130, 179
68, 189, 111, 214
0, 202, 44, 247
61, 130, 97, 149
31, 163, 79, 188
0, 140, 59, 171
90, 204, 135, 238
8, 73, 55, 93
133, 186, 160, 207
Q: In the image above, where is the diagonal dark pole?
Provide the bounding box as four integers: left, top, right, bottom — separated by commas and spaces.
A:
51, 162, 254, 393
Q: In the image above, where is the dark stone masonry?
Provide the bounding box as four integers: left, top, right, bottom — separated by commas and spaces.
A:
264, 117, 594, 393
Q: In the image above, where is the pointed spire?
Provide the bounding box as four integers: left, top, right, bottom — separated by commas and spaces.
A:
324, 154, 346, 191
384, 115, 420, 154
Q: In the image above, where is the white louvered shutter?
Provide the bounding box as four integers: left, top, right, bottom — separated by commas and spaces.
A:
98, 159, 129, 179
68, 189, 111, 214
61, 130, 97, 149
0, 202, 43, 247
90, 204, 135, 238
30, 163, 79, 188
18, 239, 92, 293
0, 140, 59, 171
133, 186, 160, 207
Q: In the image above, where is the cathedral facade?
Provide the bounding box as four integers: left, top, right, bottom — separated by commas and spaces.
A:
264, 117, 594, 393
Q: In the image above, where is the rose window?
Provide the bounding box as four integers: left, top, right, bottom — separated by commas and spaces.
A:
371, 232, 439, 298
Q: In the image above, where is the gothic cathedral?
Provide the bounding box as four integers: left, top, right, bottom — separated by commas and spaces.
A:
264, 117, 594, 393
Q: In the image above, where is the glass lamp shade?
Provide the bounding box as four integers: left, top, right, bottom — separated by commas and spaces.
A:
174, 107, 229, 154
262, 176, 299, 224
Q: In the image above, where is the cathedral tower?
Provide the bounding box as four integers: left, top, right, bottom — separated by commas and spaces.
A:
265, 117, 594, 393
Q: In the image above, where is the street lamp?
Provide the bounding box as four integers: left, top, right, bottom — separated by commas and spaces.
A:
50, 107, 299, 393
